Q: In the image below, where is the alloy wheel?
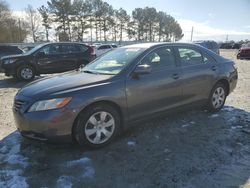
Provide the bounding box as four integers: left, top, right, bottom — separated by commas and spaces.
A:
212, 87, 225, 109
84, 111, 115, 144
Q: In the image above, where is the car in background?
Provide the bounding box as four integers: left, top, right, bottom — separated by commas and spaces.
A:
237, 43, 250, 59
13, 42, 238, 148
95, 44, 118, 56
1, 42, 96, 81
194, 40, 220, 54
0, 45, 23, 58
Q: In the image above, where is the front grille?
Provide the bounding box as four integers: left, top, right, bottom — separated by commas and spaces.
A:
14, 99, 26, 111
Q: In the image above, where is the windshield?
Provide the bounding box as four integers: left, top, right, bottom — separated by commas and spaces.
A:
23, 43, 46, 55
82, 47, 145, 75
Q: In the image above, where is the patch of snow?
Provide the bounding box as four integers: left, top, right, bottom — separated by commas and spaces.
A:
0, 146, 8, 153
83, 166, 95, 178
154, 135, 160, 139
222, 106, 234, 112
67, 157, 91, 167
164, 148, 170, 153
9, 144, 21, 155
210, 114, 219, 118
127, 141, 136, 146
0, 169, 28, 188
66, 157, 95, 178
231, 126, 243, 130
190, 121, 195, 124
5, 154, 29, 168
182, 124, 190, 128
56, 176, 72, 188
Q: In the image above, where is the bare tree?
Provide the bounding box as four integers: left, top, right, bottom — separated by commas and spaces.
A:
25, 4, 40, 42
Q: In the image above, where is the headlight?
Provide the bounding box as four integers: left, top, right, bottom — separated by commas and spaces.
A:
28, 97, 72, 112
3, 59, 17, 64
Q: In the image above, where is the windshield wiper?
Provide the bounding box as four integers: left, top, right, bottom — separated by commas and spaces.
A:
82, 70, 97, 74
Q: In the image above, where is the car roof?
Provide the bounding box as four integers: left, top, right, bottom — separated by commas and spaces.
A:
121, 42, 200, 49
38, 42, 89, 46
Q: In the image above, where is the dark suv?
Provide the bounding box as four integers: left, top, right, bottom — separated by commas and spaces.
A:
194, 40, 220, 54
0, 45, 23, 58
1, 42, 96, 80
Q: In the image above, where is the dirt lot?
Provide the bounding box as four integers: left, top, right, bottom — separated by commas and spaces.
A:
0, 49, 250, 188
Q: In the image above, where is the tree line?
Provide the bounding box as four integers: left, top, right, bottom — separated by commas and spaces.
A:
0, 0, 28, 43
0, 0, 184, 43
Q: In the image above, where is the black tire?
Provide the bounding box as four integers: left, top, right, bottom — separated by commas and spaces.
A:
73, 103, 121, 148
207, 83, 227, 112
16, 64, 35, 81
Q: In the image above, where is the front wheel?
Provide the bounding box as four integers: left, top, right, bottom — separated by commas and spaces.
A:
73, 104, 121, 148
17, 65, 35, 81
207, 83, 227, 112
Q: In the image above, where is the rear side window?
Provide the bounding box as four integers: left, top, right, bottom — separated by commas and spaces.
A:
178, 47, 203, 66
61, 44, 81, 53
78, 45, 88, 52
141, 47, 176, 71
203, 53, 217, 64
39, 44, 61, 55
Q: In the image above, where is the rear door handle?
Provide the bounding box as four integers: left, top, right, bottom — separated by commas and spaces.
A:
172, 73, 180, 80
211, 65, 217, 71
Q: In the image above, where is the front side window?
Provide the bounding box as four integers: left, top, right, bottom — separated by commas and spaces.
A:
178, 47, 203, 66
39, 44, 61, 55
141, 47, 176, 71
82, 47, 145, 75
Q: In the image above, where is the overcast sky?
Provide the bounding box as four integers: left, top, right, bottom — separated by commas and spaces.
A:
7, 0, 250, 41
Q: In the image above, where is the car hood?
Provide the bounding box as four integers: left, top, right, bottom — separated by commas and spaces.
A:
1, 53, 27, 60
18, 71, 113, 99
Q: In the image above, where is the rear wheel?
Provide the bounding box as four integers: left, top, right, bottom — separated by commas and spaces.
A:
73, 104, 121, 148
207, 83, 227, 112
17, 65, 35, 81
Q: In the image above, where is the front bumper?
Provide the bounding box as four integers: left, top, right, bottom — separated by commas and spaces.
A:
13, 95, 77, 143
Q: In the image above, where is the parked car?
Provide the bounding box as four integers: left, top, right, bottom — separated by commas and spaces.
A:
13, 42, 238, 148
95, 44, 118, 56
1, 42, 96, 80
0, 45, 23, 58
194, 40, 220, 54
237, 43, 250, 59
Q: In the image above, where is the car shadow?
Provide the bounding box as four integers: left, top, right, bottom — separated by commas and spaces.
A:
0, 75, 48, 89
0, 106, 250, 187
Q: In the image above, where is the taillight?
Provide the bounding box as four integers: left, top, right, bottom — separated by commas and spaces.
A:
89, 47, 96, 56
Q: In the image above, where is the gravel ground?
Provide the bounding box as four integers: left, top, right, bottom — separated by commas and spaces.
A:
0, 49, 250, 188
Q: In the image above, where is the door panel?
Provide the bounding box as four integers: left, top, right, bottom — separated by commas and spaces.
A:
35, 44, 64, 73
176, 47, 219, 104
126, 46, 182, 120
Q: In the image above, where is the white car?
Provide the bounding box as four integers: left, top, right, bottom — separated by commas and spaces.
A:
95, 44, 117, 56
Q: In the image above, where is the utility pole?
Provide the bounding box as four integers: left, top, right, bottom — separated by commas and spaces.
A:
191, 26, 194, 42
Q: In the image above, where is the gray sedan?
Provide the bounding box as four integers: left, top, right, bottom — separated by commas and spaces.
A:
13, 43, 238, 148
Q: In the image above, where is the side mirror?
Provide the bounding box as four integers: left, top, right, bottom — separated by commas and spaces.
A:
134, 64, 152, 75
36, 51, 45, 57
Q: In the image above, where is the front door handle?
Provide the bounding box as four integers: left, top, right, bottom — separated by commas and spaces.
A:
211, 65, 218, 71
172, 73, 180, 80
